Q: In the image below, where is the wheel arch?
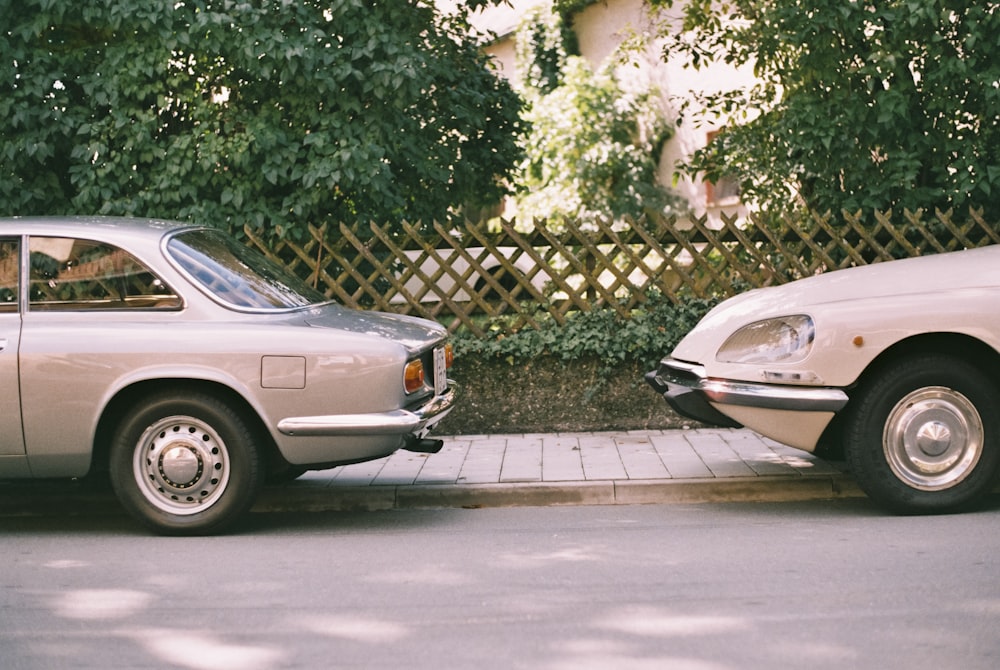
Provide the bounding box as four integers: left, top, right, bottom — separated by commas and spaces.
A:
854, 333, 1000, 387
472, 254, 545, 300
91, 378, 284, 477
817, 332, 1000, 457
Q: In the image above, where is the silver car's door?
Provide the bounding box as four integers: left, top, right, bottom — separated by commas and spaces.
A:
0, 237, 23, 455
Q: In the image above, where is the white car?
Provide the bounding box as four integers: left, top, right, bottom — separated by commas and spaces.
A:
647, 245, 1000, 513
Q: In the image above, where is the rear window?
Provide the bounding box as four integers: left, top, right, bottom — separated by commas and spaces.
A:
167, 229, 328, 310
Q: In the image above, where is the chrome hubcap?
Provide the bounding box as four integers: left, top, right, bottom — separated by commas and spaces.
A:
133, 416, 230, 515
883, 387, 983, 491
915, 420, 952, 458
160, 445, 201, 485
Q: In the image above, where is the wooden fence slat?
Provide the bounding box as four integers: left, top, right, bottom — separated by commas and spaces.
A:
457, 221, 549, 309
592, 217, 679, 305
425, 220, 543, 332
626, 216, 702, 293
239, 210, 996, 334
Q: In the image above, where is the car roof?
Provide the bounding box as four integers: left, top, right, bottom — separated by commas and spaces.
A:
0, 216, 205, 242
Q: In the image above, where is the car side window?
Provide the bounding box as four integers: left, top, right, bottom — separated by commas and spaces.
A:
28, 237, 182, 311
0, 238, 17, 312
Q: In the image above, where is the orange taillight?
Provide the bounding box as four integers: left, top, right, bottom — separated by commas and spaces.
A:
404, 360, 425, 394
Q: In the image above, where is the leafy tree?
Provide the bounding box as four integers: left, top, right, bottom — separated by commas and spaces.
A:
516, 57, 679, 225
0, 0, 523, 240
514, 1, 578, 95
512, 4, 681, 225
655, 0, 1000, 219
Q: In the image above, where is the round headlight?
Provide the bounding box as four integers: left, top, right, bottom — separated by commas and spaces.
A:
716, 315, 815, 364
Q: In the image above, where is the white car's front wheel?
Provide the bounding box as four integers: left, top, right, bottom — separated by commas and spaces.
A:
110, 391, 264, 535
844, 354, 1000, 513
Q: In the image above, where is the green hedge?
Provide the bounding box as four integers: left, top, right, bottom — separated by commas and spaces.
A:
452, 289, 720, 371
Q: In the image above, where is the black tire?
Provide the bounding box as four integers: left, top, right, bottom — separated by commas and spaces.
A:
109, 391, 264, 535
267, 464, 309, 483
843, 354, 1000, 514
476, 269, 521, 301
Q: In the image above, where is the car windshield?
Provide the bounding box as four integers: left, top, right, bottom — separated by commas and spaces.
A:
167, 229, 328, 310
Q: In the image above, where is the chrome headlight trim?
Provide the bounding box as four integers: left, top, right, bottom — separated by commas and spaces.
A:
716, 315, 815, 365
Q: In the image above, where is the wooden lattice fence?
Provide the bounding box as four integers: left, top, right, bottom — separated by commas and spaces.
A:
243, 209, 999, 336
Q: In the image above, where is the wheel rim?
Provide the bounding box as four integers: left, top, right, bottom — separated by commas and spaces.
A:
883, 386, 984, 491
132, 415, 231, 516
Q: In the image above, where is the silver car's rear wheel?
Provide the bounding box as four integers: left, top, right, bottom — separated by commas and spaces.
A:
110, 392, 263, 535
133, 415, 232, 515
845, 354, 1000, 514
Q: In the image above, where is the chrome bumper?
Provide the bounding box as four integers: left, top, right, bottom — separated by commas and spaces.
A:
276, 382, 458, 437
646, 359, 848, 427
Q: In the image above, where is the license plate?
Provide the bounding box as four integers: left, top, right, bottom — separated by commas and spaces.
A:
433, 346, 448, 396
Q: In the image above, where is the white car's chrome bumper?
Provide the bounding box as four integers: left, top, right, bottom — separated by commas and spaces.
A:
646, 359, 848, 427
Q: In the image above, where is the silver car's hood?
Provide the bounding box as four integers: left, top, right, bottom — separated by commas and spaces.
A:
303, 304, 447, 351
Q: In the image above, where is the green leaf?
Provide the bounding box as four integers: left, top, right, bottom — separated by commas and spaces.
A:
1, 0, 523, 235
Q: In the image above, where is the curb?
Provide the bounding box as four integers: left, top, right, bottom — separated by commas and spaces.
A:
253, 473, 865, 513
0, 474, 865, 519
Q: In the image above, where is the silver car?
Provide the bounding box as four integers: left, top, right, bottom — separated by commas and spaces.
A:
647, 245, 1000, 514
0, 216, 457, 534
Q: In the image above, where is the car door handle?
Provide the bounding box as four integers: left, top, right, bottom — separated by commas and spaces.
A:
0, 338, 6, 352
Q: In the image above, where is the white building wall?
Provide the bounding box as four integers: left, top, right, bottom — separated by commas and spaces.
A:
470, 0, 753, 220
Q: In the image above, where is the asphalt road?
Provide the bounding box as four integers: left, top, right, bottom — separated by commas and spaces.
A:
3, 499, 999, 670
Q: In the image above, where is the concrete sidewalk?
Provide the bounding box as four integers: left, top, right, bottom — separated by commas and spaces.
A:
255, 427, 863, 513
0, 428, 864, 519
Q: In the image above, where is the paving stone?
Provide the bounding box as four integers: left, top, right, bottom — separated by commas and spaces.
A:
577, 435, 628, 480
541, 436, 586, 482
648, 432, 714, 479
500, 436, 543, 483
614, 435, 671, 479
